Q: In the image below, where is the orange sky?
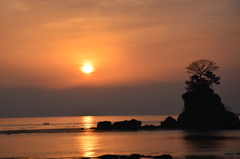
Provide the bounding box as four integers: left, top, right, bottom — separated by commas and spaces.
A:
1, 0, 240, 117
1, 0, 240, 89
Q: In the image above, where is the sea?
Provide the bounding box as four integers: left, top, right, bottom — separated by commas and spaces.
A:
0, 115, 240, 159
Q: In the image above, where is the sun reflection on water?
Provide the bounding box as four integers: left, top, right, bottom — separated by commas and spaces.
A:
82, 116, 94, 128
78, 132, 98, 157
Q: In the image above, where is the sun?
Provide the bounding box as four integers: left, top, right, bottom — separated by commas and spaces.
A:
82, 64, 94, 74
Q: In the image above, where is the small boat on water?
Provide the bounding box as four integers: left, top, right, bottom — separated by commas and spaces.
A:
43, 122, 49, 125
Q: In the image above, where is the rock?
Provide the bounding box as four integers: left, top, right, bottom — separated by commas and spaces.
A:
113, 119, 142, 130
141, 125, 158, 129
98, 155, 118, 159
154, 154, 173, 159
97, 119, 142, 130
177, 84, 240, 129
129, 154, 141, 159
161, 116, 178, 128
97, 121, 113, 130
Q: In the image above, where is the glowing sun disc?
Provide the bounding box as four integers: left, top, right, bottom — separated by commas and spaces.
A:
82, 64, 93, 74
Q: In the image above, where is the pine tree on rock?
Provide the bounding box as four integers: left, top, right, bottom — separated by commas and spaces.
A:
185, 59, 221, 92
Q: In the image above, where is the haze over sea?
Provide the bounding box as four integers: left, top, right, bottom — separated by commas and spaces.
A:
1, 115, 240, 159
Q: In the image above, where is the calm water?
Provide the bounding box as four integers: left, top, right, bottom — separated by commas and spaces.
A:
0, 115, 240, 159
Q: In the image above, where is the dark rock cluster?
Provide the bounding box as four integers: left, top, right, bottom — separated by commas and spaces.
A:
97, 121, 113, 130
97, 154, 172, 159
97, 119, 142, 130
160, 116, 178, 128
113, 119, 142, 129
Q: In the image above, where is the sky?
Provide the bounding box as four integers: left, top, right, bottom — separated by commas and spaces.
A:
0, 0, 240, 118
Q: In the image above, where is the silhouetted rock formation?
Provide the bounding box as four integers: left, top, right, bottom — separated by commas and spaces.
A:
154, 154, 173, 159
98, 155, 119, 159
97, 154, 173, 159
129, 154, 141, 159
113, 119, 142, 130
141, 124, 158, 129
97, 121, 113, 130
161, 116, 178, 128
177, 84, 240, 129
96, 119, 142, 130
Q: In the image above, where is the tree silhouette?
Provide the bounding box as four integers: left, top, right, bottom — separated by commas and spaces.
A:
185, 59, 221, 92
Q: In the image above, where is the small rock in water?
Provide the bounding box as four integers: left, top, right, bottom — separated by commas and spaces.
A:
97, 121, 113, 130
154, 154, 173, 159
129, 154, 141, 158
98, 155, 119, 159
113, 119, 142, 130
161, 116, 178, 128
